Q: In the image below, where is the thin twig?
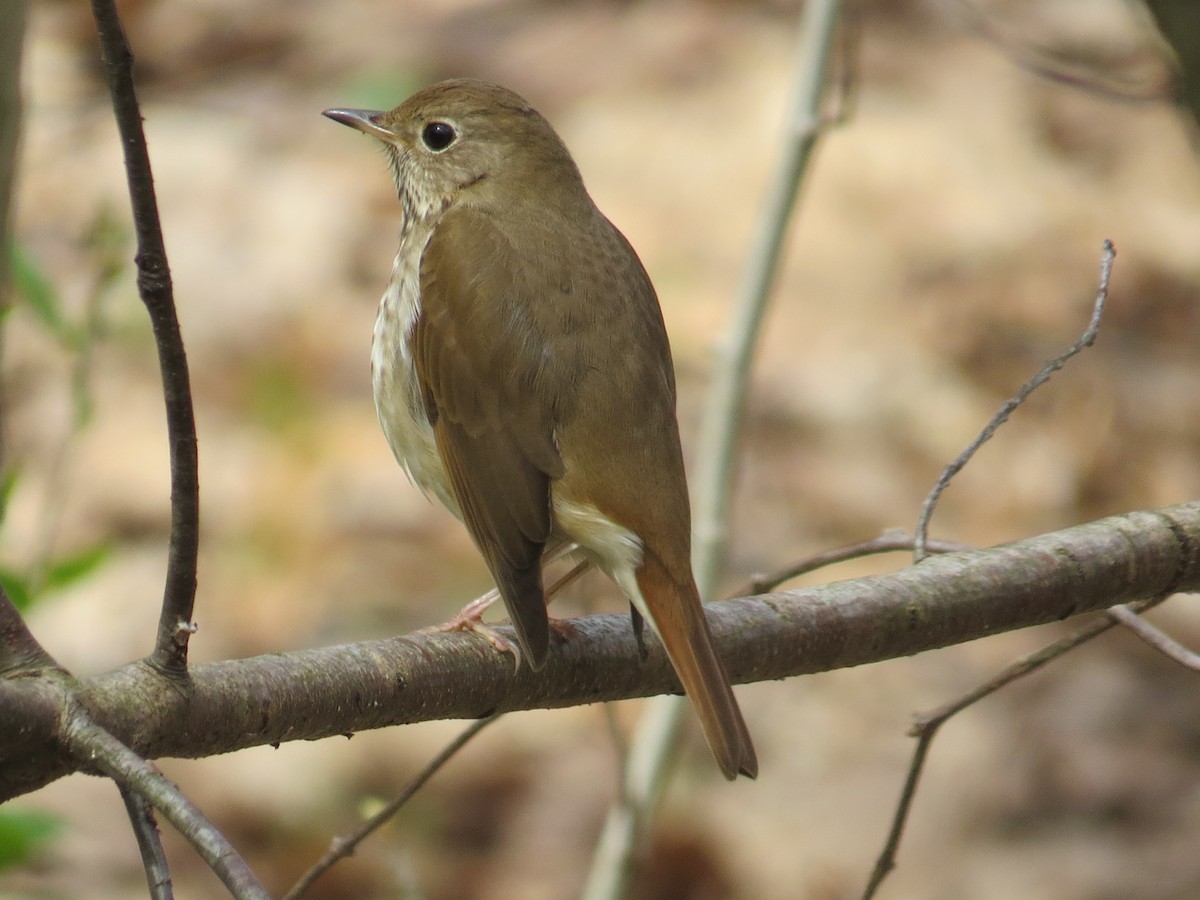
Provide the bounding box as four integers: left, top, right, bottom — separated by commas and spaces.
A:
582, 4, 845, 897
1108, 605, 1200, 671
741, 532, 973, 596
120, 784, 174, 900
59, 707, 269, 899
89, 0, 200, 678
938, 0, 1172, 103
860, 595, 1168, 900
286, 560, 587, 896
914, 240, 1115, 560
282, 714, 499, 900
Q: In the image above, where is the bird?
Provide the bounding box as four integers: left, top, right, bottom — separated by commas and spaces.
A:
324, 79, 756, 779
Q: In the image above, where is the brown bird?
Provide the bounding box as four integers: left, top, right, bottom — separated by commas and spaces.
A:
325, 79, 756, 779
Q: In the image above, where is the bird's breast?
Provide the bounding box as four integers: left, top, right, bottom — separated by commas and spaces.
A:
371, 221, 459, 514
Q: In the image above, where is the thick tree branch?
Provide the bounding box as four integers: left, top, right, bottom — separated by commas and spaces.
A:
89, 0, 200, 678
1, 501, 1197, 801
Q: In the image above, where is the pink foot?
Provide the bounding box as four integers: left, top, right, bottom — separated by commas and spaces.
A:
418, 589, 523, 671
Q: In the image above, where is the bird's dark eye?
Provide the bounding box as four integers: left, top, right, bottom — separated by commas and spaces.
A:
422, 121, 457, 151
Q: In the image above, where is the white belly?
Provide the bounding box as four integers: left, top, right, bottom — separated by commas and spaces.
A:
371, 228, 460, 516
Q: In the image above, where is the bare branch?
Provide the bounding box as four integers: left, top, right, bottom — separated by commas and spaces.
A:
860, 595, 1168, 899
88, 0, 200, 678
3, 500, 1197, 802
915, 240, 1115, 559
742, 532, 973, 596
59, 705, 269, 899
1108, 605, 1200, 671
120, 785, 175, 900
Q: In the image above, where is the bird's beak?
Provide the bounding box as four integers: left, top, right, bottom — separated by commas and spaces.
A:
322, 108, 394, 141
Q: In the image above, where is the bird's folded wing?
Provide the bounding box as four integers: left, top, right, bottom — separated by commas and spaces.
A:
413, 206, 567, 667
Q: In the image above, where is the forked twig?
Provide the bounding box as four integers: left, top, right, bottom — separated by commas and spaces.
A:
861, 595, 1170, 899
89, 0, 200, 677
914, 241, 1115, 560
60, 707, 269, 899
866, 242, 1125, 896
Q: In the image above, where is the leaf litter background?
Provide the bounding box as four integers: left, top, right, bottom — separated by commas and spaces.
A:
5, 0, 1200, 897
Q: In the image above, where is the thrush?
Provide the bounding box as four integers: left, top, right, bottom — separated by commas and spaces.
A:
325, 79, 756, 779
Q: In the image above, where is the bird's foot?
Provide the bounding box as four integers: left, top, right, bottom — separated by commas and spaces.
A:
419, 589, 523, 672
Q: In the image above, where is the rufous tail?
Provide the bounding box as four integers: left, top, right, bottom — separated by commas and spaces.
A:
635, 552, 757, 780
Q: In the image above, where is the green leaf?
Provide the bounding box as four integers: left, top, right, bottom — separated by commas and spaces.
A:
0, 567, 34, 612
0, 467, 18, 529
42, 543, 111, 593
0, 809, 62, 871
8, 241, 73, 342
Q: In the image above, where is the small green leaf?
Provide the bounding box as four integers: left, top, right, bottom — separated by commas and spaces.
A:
0, 809, 63, 871
0, 567, 34, 612
0, 467, 18, 528
42, 543, 111, 592
8, 242, 72, 342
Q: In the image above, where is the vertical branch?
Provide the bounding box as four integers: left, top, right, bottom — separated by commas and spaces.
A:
690, 0, 841, 594
581, 3, 844, 898
120, 785, 175, 900
89, 0, 200, 677
0, 0, 28, 463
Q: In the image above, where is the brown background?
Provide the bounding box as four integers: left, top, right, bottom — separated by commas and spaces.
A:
5, 1, 1200, 897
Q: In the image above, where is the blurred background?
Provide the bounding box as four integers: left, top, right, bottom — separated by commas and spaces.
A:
3, 0, 1200, 897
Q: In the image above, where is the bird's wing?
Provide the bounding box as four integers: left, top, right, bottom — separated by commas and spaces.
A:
413, 206, 567, 669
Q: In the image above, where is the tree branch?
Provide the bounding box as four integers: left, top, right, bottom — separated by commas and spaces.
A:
88, 0, 200, 679
585, 2, 846, 894
2, 500, 1196, 802
915, 240, 1114, 558
860, 594, 1166, 899
282, 714, 500, 899
119, 785, 175, 900
59, 705, 269, 899
1108, 605, 1200, 671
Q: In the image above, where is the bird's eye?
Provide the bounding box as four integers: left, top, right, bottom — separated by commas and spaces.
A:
422, 121, 457, 152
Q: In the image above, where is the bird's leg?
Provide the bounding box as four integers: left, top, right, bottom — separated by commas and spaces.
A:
420, 547, 591, 666
417, 586, 517, 662
543, 557, 590, 641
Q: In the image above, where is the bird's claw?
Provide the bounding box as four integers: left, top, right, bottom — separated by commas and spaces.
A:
419, 589, 522, 673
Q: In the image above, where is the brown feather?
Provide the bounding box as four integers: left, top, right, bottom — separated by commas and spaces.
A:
334, 79, 758, 775
413, 207, 567, 669
635, 551, 757, 780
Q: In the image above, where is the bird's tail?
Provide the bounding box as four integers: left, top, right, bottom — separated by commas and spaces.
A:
635, 551, 757, 780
